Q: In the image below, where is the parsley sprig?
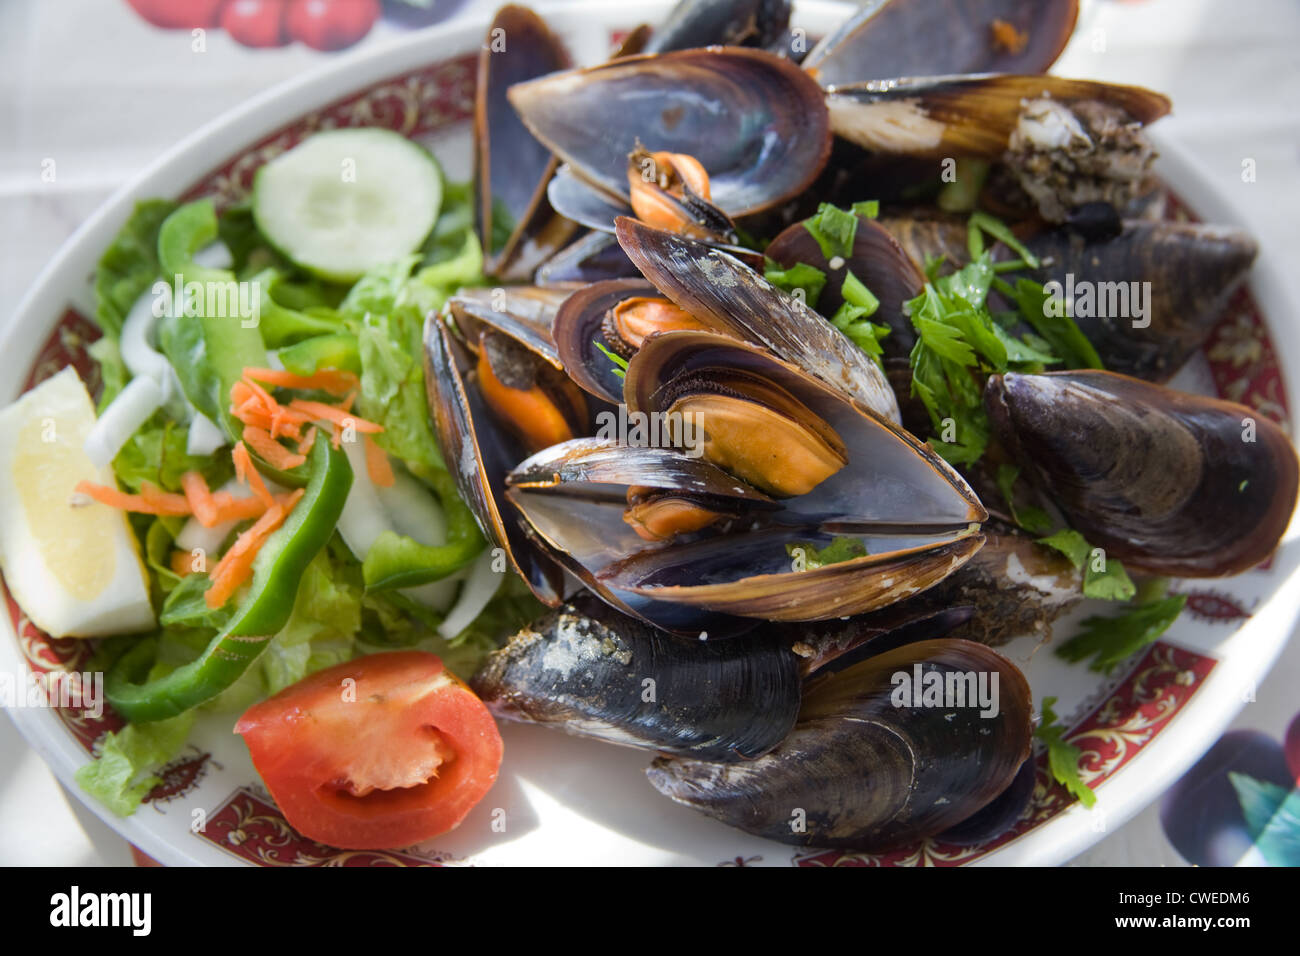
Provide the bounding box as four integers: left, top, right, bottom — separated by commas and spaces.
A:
1036, 696, 1097, 807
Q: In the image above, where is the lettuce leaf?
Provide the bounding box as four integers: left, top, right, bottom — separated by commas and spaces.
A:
111, 411, 233, 494
74, 712, 195, 816
94, 199, 177, 339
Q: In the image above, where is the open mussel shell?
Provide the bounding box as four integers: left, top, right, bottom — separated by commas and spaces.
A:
505, 438, 776, 635
506, 482, 756, 637
554, 278, 658, 404
553, 277, 713, 404
986, 371, 1300, 577
471, 593, 800, 761
648, 637, 1033, 850
474, 5, 578, 279
616, 217, 901, 421
446, 285, 576, 366
625, 330, 984, 529
508, 437, 775, 511
423, 317, 564, 606
765, 212, 925, 359
508, 48, 831, 220
880, 216, 1259, 383
802, 0, 1078, 87
535, 230, 640, 287
600, 528, 985, 622
825, 74, 1170, 159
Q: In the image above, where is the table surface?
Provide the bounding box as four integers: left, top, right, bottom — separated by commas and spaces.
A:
1, 0, 1297, 866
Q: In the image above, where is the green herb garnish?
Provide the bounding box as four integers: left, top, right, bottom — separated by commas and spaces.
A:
803, 202, 860, 260
1035, 529, 1136, 602
1036, 696, 1097, 808
594, 341, 629, 379
764, 258, 828, 308
1056, 594, 1187, 673
994, 464, 1053, 534
786, 537, 868, 570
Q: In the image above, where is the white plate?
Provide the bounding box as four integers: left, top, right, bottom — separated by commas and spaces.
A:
3, 0, 1299, 867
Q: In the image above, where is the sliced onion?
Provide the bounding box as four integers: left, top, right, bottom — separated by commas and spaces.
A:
376, 470, 447, 545
174, 480, 265, 555
186, 410, 226, 456
191, 241, 233, 270
119, 292, 172, 386
438, 549, 502, 640
84, 376, 163, 468
336, 437, 391, 560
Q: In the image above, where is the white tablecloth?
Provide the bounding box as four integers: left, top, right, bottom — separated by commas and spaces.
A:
1, 0, 1297, 866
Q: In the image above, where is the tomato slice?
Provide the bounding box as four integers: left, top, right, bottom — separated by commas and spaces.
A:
235, 651, 503, 850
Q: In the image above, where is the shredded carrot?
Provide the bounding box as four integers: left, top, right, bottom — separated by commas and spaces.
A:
210, 492, 267, 523
180, 471, 220, 527
232, 441, 276, 508
243, 366, 360, 397
243, 425, 307, 470
287, 399, 383, 433
203, 489, 303, 610
364, 435, 395, 487
241, 373, 277, 412
170, 550, 199, 577
297, 426, 317, 457
75, 480, 191, 517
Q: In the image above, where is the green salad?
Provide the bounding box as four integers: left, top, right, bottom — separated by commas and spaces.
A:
74, 128, 542, 814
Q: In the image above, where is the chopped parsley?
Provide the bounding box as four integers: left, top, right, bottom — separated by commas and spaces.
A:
830, 270, 889, 368
1035, 528, 1136, 602
593, 340, 628, 379
1055, 594, 1188, 674
994, 464, 1052, 535
1036, 696, 1097, 808
786, 537, 867, 570
803, 202, 861, 260
763, 258, 828, 308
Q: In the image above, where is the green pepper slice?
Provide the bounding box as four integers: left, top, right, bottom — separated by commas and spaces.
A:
361, 468, 484, 590
105, 439, 353, 723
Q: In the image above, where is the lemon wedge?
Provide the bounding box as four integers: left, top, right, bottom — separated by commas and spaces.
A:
0, 368, 155, 637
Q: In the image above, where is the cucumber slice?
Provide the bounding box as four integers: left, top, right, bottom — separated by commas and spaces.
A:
252, 128, 442, 282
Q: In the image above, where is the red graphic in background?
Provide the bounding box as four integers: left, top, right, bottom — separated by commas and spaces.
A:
124, 0, 468, 52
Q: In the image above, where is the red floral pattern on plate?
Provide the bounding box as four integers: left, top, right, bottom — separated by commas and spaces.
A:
1, 37, 1286, 867
197, 787, 461, 867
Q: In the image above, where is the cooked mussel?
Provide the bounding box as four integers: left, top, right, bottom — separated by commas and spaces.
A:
471, 593, 800, 761
474, 5, 578, 280
825, 74, 1170, 161
986, 371, 1300, 577
647, 638, 1033, 850
509, 48, 832, 228
553, 278, 710, 404
506, 332, 986, 629
802, 0, 1079, 87
615, 217, 901, 421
